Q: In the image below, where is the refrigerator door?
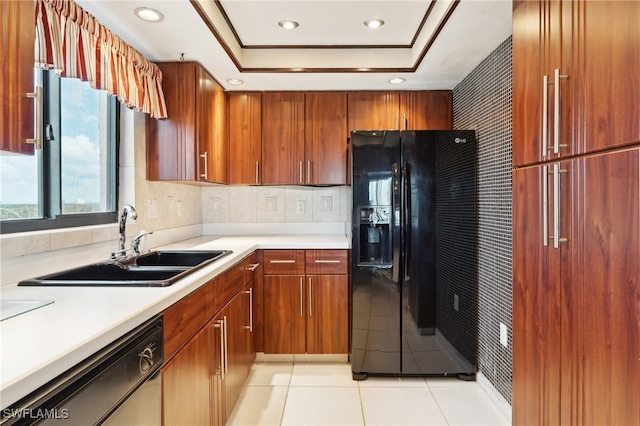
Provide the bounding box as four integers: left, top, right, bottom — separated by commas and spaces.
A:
350, 131, 402, 377
400, 130, 477, 375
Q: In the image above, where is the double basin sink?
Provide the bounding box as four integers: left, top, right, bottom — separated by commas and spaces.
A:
18, 250, 232, 287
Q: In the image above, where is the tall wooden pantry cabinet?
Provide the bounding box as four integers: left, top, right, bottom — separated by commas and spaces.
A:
512, 1, 640, 425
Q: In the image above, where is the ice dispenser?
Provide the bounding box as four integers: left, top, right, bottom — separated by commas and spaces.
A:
357, 206, 391, 266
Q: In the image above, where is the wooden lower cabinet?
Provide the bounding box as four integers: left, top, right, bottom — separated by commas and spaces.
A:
512, 147, 640, 425
162, 257, 256, 426
263, 249, 349, 354
162, 323, 212, 425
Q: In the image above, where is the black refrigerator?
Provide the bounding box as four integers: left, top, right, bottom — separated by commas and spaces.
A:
350, 130, 477, 380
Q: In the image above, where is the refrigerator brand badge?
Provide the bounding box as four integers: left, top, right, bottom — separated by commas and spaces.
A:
455, 138, 467, 144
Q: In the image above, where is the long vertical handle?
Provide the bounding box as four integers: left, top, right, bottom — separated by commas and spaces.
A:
553, 68, 569, 155
391, 163, 400, 282
299, 161, 303, 184
552, 163, 569, 249
214, 319, 225, 380
26, 86, 43, 150
245, 288, 253, 331
255, 160, 260, 185
223, 316, 228, 376
308, 277, 313, 317
543, 165, 549, 247
200, 152, 208, 180
299, 276, 304, 316
307, 160, 311, 184
403, 113, 407, 130
542, 75, 549, 158
403, 162, 411, 277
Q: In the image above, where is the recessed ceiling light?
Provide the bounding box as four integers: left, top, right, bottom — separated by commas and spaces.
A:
364, 19, 385, 29
227, 78, 244, 85
134, 7, 164, 23
389, 77, 405, 84
278, 20, 299, 30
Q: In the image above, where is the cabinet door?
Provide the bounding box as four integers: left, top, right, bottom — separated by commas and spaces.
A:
162, 324, 211, 426
577, 1, 640, 153
224, 293, 249, 420
198, 68, 228, 184
229, 92, 262, 184
261, 92, 305, 184
1, 0, 35, 154
347, 92, 400, 131
305, 92, 348, 185
400, 91, 452, 130
147, 62, 197, 181
512, 165, 546, 425
576, 149, 639, 425
306, 275, 349, 354
264, 275, 306, 353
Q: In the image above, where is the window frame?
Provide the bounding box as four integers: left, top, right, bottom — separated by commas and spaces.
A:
0, 70, 119, 234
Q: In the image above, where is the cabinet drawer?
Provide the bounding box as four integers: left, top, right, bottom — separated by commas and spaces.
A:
263, 250, 305, 274
243, 251, 260, 283
305, 250, 349, 275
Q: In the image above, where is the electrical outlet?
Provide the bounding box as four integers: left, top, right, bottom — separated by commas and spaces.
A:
296, 200, 306, 214
453, 294, 459, 311
500, 322, 508, 348
168, 196, 176, 213
176, 200, 183, 217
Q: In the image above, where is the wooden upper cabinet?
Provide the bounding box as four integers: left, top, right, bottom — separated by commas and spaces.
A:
228, 92, 262, 185
305, 92, 348, 185
400, 91, 452, 130
347, 92, 400, 131
577, 1, 640, 153
1, 0, 35, 155
146, 61, 228, 183
261, 92, 305, 185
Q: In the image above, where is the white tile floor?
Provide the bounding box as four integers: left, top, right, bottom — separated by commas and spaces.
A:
227, 362, 510, 426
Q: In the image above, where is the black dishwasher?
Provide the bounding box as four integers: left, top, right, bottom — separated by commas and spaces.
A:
1, 316, 163, 425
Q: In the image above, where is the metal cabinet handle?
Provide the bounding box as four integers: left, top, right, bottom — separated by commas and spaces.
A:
551, 163, 569, 249
308, 277, 313, 317
299, 277, 304, 317
542, 75, 549, 158
213, 319, 225, 380
543, 165, 549, 247
314, 259, 341, 264
553, 69, 569, 155
255, 160, 260, 185
200, 152, 208, 180
307, 160, 311, 184
270, 259, 295, 264
244, 288, 253, 331
299, 161, 303, 184
246, 263, 260, 271
26, 86, 43, 150
223, 316, 228, 376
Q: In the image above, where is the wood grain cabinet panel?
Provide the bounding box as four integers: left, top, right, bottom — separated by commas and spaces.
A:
261, 92, 305, 185
399, 91, 452, 130
228, 92, 262, 184
147, 61, 228, 183
347, 91, 400, 131
1, 0, 35, 154
263, 274, 307, 354
305, 274, 348, 354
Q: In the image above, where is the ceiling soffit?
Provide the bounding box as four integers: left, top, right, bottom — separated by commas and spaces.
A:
191, 0, 460, 72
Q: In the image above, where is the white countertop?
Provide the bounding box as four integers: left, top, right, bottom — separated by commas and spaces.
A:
0, 234, 349, 409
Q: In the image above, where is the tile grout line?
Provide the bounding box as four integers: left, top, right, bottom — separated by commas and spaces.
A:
425, 378, 453, 426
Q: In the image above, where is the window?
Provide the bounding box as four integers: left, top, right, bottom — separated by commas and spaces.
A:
0, 70, 118, 233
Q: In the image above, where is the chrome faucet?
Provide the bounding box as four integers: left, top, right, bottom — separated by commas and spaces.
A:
131, 230, 153, 256
117, 205, 137, 258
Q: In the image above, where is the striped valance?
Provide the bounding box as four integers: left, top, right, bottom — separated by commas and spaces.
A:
35, 0, 167, 119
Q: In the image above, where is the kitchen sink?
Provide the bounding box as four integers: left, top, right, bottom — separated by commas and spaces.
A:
18, 250, 232, 287
134, 250, 231, 267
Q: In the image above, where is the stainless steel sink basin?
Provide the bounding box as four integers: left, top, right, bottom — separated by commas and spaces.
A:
18, 250, 232, 287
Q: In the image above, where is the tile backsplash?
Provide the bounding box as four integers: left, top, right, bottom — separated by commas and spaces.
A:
202, 185, 351, 225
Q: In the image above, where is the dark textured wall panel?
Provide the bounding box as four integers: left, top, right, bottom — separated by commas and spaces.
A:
453, 36, 513, 403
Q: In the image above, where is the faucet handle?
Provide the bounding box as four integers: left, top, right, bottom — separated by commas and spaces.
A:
131, 230, 154, 255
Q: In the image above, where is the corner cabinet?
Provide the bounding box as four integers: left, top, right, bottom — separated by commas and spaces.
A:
263, 249, 349, 354
1, 0, 36, 154
146, 61, 228, 184
512, 1, 640, 424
